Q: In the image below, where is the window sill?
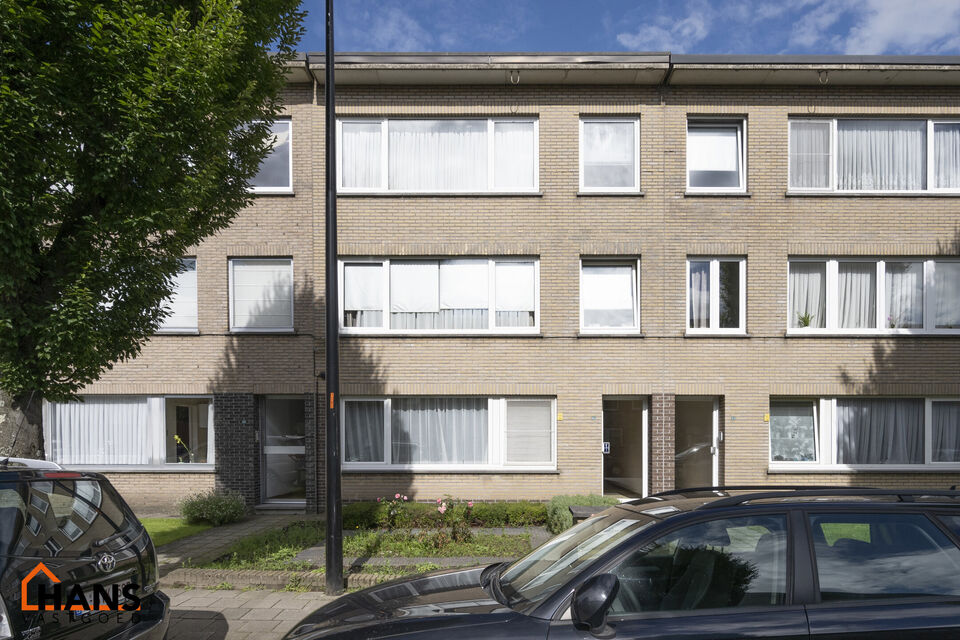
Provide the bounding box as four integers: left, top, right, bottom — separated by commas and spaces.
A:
685, 331, 750, 338
338, 191, 543, 198
340, 331, 542, 338
344, 466, 559, 474
578, 330, 644, 337
229, 328, 296, 335
577, 191, 645, 197
785, 330, 960, 337
61, 464, 215, 473
785, 190, 960, 198
684, 191, 751, 197
155, 330, 200, 336
769, 465, 960, 473
250, 188, 295, 197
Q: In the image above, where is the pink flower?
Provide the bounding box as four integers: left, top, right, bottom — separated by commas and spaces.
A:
436, 497, 442, 504
402, 495, 408, 501
467, 501, 473, 508
395, 493, 400, 499
377, 497, 382, 502
438, 505, 447, 514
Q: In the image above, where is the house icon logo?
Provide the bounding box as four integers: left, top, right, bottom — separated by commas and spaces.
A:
20, 562, 141, 612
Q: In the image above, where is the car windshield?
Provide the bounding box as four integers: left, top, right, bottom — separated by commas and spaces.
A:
498, 512, 655, 610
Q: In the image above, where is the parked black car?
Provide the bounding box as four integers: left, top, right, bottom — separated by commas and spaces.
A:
286, 486, 960, 639
0, 458, 169, 640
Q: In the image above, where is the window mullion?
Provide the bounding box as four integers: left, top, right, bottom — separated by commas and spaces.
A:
738, 122, 746, 191
928, 120, 935, 191
710, 260, 720, 328
876, 260, 886, 330
826, 260, 839, 329
383, 398, 392, 465
831, 119, 838, 191
380, 120, 389, 190
382, 259, 390, 330
927, 260, 937, 332
488, 119, 495, 192
739, 259, 747, 331
488, 260, 496, 330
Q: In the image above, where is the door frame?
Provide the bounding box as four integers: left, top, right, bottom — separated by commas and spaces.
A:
600, 395, 649, 497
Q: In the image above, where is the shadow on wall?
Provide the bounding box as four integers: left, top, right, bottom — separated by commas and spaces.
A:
210, 277, 394, 513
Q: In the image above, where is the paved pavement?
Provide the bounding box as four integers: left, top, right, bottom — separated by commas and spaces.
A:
166, 588, 337, 640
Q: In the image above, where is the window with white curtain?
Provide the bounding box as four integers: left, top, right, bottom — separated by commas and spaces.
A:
687, 120, 746, 192
580, 118, 640, 192
250, 120, 292, 192
789, 118, 960, 192
338, 118, 538, 193
341, 397, 555, 470
770, 397, 960, 469
158, 258, 198, 333
580, 260, 639, 330
788, 258, 960, 334
339, 258, 538, 333
687, 257, 746, 333
229, 258, 294, 332
43, 396, 214, 467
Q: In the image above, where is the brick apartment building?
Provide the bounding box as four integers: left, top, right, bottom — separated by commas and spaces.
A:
41, 53, 960, 513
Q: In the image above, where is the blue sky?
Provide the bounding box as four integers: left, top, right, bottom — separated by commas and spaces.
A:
301, 0, 960, 55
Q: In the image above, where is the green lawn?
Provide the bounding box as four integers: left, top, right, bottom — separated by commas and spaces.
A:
141, 517, 212, 547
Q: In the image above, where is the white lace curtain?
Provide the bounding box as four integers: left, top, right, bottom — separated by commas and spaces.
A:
838, 120, 926, 191
494, 121, 535, 190
689, 261, 710, 328
935, 123, 960, 189
936, 262, 960, 328
933, 401, 960, 462
389, 260, 489, 330
389, 120, 487, 191
836, 398, 924, 464
495, 262, 536, 327
344, 401, 384, 462
45, 397, 162, 465
884, 262, 923, 328
343, 263, 383, 327
789, 262, 826, 328
790, 121, 831, 189
391, 398, 488, 464
838, 262, 876, 328
341, 122, 381, 189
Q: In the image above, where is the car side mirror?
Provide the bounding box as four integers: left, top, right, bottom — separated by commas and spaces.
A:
571, 573, 620, 639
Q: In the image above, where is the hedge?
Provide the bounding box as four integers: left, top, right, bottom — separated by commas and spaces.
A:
342, 500, 547, 529
545, 494, 619, 534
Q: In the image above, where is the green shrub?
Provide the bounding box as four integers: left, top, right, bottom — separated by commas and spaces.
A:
506, 502, 547, 526
343, 500, 547, 529
546, 495, 619, 534
179, 490, 246, 526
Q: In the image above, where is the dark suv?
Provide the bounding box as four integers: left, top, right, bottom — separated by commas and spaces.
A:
0, 458, 169, 640
287, 486, 960, 639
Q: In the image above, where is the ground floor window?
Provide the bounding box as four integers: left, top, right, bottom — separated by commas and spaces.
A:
769, 397, 960, 470
44, 395, 214, 467
342, 396, 555, 471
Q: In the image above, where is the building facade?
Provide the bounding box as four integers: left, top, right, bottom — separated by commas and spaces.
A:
43, 53, 960, 513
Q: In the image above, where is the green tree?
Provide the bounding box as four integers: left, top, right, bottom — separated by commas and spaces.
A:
0, 0, 304, 455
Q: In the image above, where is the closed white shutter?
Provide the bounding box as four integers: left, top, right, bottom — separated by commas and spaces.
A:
390, 261, 440, 312
440, 260, 488, 309
159, 258, 198, 331
495, 262, 535, 312
344, 263, 383, 311
231, 259, 293, 330
688, 127, 739, 172
504, 399, 552, 465
582, 264, 635, 327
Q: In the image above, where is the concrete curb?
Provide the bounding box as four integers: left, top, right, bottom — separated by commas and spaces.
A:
161, 568, 404, 592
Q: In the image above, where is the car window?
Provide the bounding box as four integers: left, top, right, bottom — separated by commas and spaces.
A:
809, 512, 960, 601
0, 478, 130, 558
608, 515, 788, 614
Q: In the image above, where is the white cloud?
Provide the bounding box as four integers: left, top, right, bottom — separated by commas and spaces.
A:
842, 0, 960, 54
364, 6, 435, 51
616, 2, 713, 52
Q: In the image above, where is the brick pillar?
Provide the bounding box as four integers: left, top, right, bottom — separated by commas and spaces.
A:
650, 393, 676, 494
213, 393, 260, 505
304, 393, 320, 513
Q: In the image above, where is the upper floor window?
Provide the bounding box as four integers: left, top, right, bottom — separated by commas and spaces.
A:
251, 120, 292, 193
789, 118, 960, 192
579, 118, 640, 192
580, 259, 640, 332
338, 118, 538, 193
229, 258, 294, 332
788, 257, 960, 334
687, 119, 746, 193
158, 258, 198, 333
687, 257, 746, 334
340, 258, 538, 334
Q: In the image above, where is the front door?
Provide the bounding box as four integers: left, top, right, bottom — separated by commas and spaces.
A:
261, 396, 307, 503
602, 397, 648, 497
674, 397, 719, 489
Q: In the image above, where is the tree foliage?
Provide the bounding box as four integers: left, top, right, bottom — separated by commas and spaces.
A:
0, 0, 304, 400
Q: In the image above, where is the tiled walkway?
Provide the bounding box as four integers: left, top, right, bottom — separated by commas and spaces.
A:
166, 588, 336, 640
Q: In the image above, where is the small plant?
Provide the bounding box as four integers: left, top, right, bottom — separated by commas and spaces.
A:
172, 434, 195, 463
179, 490, 247, 526
434, 496, 474, 546
282, 575, 308, 592
796, 311, 813, 328
376, 493, 410, 528
546, 495, 619, 534
210, 581, 234, 591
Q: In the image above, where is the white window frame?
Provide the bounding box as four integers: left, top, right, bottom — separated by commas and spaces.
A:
578, 117, 641, 194
341, 397, 557, 472
685, 257, 747, 335
338, 257, 540, 335
767, 398, 821, 466
336, 117, 540, 194
787, 118, 960, 194
579, 258, 641, 334
770, 396, 960, 472
787, 257, 960, 336
249, 118, 293, 195
686, 119, 747, 194
228, 257, 295, 333
156, 257, 199, 335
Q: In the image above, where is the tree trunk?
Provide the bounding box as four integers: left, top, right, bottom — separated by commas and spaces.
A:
0, 390, 44, 459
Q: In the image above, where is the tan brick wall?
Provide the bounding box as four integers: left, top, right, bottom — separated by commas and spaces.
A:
103, 472, 214, 516
87, 82, 960, 503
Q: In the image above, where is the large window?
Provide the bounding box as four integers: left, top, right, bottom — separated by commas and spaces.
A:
339, 258, 538, 334
687, 120, 746, 192
687, 257, 746, 334
44, 396, 214, 467
338, 118, 538, 193
580, 259, 640, 331
157, 258, 198, 333
769, 397, 960, 470
229, 258, 294, 332
788, 258, 960, 334
342, 397, 555, 470
789, 118, 960, 192
579, 118, 640, 192
250, 120, 292, 193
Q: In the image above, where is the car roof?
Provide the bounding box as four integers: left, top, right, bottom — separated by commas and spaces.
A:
612, 486, 960, 519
